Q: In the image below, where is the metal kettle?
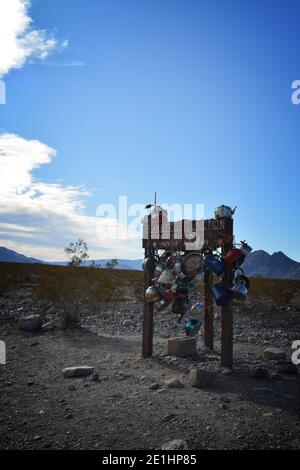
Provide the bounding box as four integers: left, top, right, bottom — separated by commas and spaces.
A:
215, 205, 237, 218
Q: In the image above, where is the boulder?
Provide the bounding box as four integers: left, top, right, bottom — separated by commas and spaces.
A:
20, 315, 43, 332
164, 378, 184, 389
63, 366, 95, 378
262, 347, 287, 362
189, 367, 215, 388
161, 439, 191, 450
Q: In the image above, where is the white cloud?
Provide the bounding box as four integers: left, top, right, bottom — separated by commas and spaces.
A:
0, 133, 142, 261
0, 0, 68, 77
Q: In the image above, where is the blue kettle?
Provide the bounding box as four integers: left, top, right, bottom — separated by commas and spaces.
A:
211, 283, 231, 306
185, 318, 202, 336
204, 255, 225, 276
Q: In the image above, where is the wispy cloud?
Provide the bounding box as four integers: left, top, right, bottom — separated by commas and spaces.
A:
0, 0, 68, 77
0, 133, 142, 261
42, 60, 86, 68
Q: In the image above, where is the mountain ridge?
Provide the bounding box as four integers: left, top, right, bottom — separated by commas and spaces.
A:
1, 246, 300, 279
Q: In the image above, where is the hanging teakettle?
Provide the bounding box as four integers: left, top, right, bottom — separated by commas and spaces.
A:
230, 283, 248, 301
204, 254, 225, 276
163, 289, 177, 301
223, 248, 243, 265
215, 205, 236, 218
211, 283, 232, 306
234, 268, 250, 290
145, 286, 161, 302
190, 302, 205, 318
240, 241, 252, 257
185, 318, 202, 336
150, 205, 168, 224
157, 268, 175, 285
153, 298, 172, 311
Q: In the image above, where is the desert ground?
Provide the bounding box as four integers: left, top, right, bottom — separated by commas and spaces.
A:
0, 263, 299, 450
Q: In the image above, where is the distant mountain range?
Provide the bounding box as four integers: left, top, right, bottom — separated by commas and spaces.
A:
241, 250, 300, 280
0, 247, 142, 271
0, 247, 44, 264
1, 246, 300, 279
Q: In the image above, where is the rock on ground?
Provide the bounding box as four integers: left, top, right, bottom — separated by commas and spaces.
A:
263, 347, 287, 362
20, 315, 43, 332
161, 439, 191, 450
163, 378, 184, 389
62, 366, 95, 378
189, 367, 216, 388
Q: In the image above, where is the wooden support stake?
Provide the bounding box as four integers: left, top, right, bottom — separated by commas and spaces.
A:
221, 218, 234, 369
204, 268, 214, 351
142, 243, 154, 357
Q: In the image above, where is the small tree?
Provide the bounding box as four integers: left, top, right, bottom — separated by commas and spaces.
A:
64, 239, 89, 267
106, 259, 118, 269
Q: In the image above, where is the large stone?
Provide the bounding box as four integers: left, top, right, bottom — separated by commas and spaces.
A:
20, 315, 43, 332
262, 348, 287, 362
161, 439, 191, 450
189, 367, 216, 388
167, 336, 197, 357
63, 366, 95, 378
164, 377, 184, 389
41, 321, 56, 332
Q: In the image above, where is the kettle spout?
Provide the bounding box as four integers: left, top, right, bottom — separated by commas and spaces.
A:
231, 206, 237, 215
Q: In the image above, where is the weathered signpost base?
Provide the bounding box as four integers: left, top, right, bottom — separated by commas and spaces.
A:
142, 215, 234, 369
204, 268, 214, 351
142, 270, 153, 358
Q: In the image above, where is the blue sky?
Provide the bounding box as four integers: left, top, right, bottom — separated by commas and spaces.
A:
0, 0, 299, 261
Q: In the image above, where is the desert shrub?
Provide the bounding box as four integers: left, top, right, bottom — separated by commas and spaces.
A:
33, 265, 119, 326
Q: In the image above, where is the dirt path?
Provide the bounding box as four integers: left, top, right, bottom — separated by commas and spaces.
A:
0, 318, 299, 450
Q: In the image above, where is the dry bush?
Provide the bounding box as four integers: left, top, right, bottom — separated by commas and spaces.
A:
248, 277, 300, 304
33, 266, 118, 326
0, 262, 43, 296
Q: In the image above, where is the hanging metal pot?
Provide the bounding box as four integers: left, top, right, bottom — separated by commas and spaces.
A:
154, 263, 165, 279
234, 269, 250, 290
230, 283, 248, 301
215, 205, 236, 218
145, 286, 161, 302
185, 318, 202, 336
181, 252, 203, 276
211, 283, 232, 306
223, 248, 243, 265
153, 298, 172, 311
204, 255, 225, 276
190, 302, 205, 318
174, 261, 182, 274
157, 268, 175, 285
163, 289, 177, 301
240, 241, 252, 257
194, 272, 205, 283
